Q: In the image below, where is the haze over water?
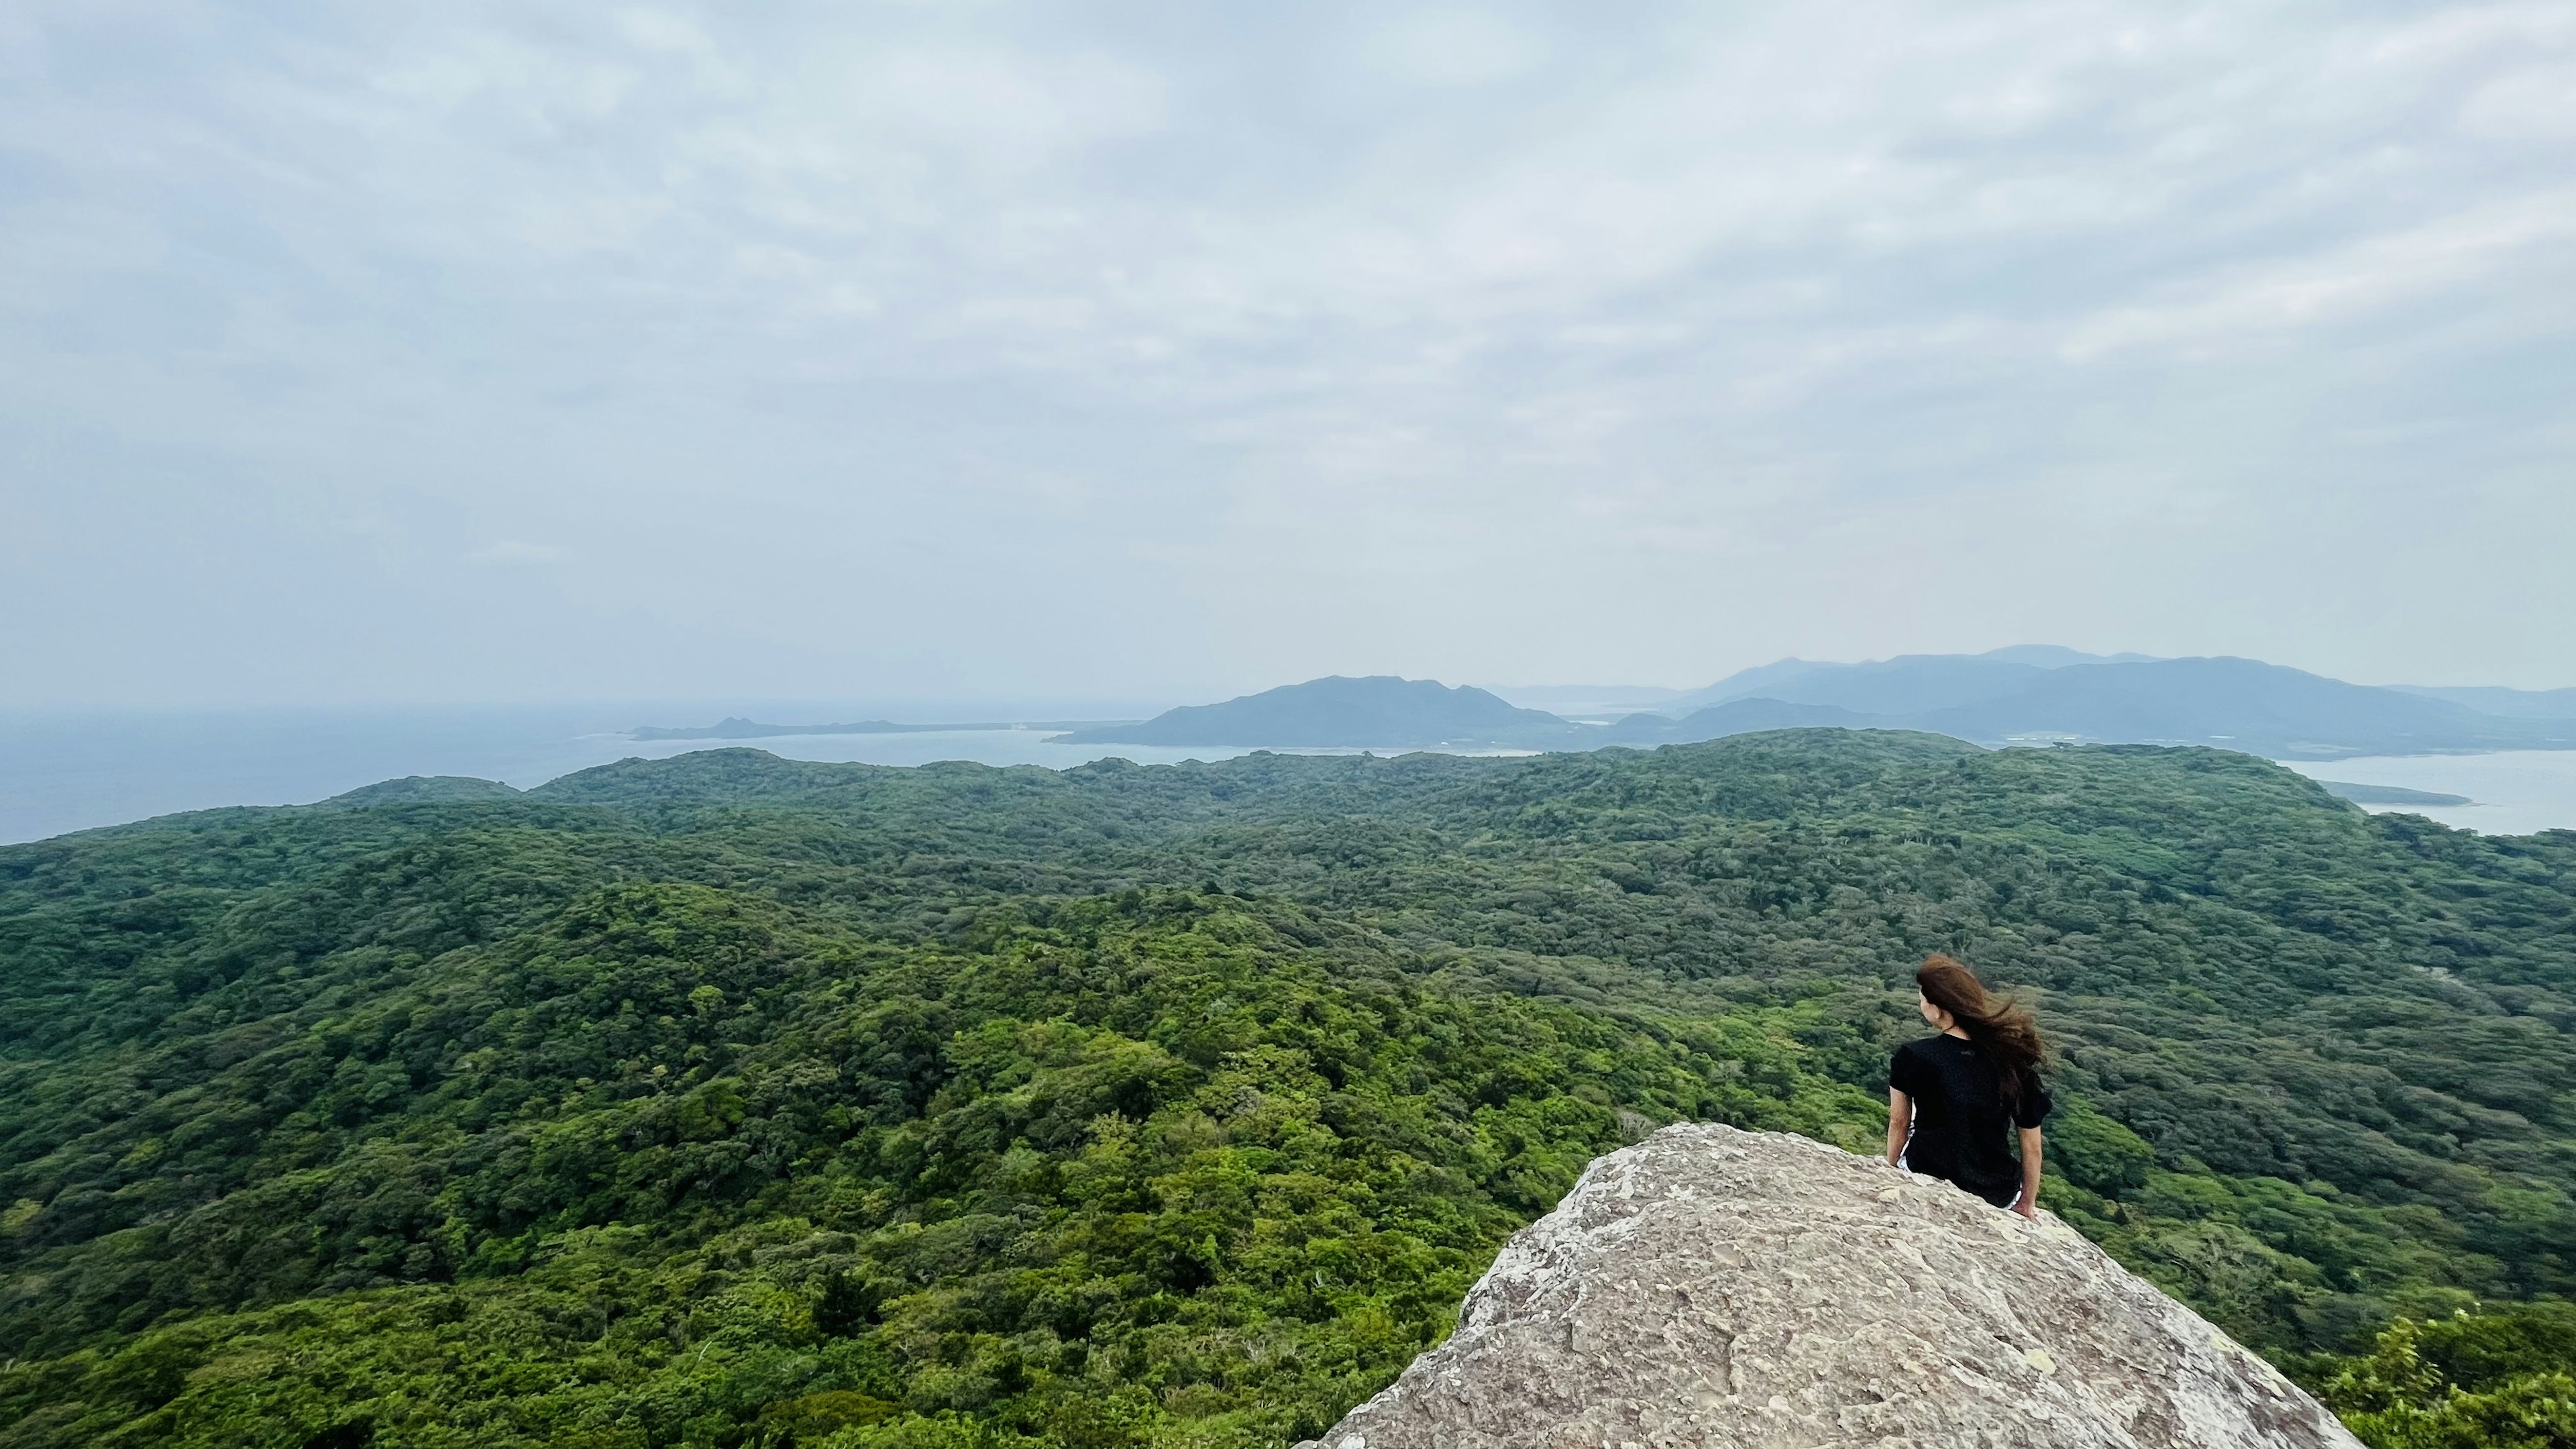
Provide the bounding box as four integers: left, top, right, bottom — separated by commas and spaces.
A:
0, 708, 1527, 845
9, 707, 2572, 847
2276, 752, 2576, 838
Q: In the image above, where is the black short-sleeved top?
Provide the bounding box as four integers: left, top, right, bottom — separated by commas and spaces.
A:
1890, 1034, 2052, 1207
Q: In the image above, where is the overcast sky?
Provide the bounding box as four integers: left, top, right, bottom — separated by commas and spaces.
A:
4, 0, 2571, 708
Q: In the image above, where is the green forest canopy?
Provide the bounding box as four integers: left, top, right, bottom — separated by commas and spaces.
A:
1, 730, 2571, 1448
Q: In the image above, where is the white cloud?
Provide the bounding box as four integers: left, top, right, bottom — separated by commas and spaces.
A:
2060, 189, 2576, 358
1, 0, 2572, 702
1364, 11, 1544, 87
2459, 64, 2576, 140
466, 541, 572, 567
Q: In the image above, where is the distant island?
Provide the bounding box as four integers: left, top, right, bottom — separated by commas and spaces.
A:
2394, 684, 2576, 719
1049, 676, 1581, 749
2316, 781, 2475, 806
1048, 650, 2576, 760
635, 651, 2575, 761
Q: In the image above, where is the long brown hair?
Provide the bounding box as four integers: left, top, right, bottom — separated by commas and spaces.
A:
1917, 955, 2045, 1096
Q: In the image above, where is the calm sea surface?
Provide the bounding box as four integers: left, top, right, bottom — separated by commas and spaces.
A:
7, 710, 2569, 846
0, 708, 1531, 845
2275, 751, 2576, 837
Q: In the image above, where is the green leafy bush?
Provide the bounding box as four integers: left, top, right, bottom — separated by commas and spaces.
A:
2323, 1304, 2576, 1448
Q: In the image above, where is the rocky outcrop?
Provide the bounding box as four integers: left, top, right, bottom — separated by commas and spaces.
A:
1301, 1124, 2359, 1449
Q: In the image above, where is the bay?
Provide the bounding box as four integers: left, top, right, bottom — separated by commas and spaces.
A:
13, 706, 2569, 847
0, 707, 1531, 845
2275, 751, 2576, 836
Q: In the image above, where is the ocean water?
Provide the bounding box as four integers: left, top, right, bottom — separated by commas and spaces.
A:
0, 708, 1531, 845
2275, 751, 2576, 837
9, 709, 2569, 847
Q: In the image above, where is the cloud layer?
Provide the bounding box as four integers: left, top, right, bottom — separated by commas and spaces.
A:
4, 0, 2571, 704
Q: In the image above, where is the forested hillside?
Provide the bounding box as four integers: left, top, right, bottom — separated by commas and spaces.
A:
3, 731, 2572, 1448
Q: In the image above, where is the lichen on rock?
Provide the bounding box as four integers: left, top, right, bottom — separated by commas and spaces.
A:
1299, 1123, 2359, 1449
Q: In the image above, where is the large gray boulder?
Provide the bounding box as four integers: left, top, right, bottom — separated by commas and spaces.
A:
1301, 1124, 2359, 1449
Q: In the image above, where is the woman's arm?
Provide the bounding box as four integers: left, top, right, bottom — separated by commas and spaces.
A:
1885, 1089, 1912, 1167
2013, 1126, 2044, 1219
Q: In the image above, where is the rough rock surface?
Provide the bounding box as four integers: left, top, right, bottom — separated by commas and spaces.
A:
1300, 1124, 2359, 1449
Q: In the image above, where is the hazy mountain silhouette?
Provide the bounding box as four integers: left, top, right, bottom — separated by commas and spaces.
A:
2394, 685, 2576, 720
1729, 656, 2053, 714
1601, 656, 2572, 759
1907, 657, 2567, 757
1661, 657, 1841, 711
1051, 676, 1580, 748
1663, 646, 2153, 714
1976, 645, 2162, 668
1070, 653, 2573, 760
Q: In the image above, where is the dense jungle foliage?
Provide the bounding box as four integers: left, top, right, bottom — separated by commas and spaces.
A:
1, 730, 2571, 1448
2321, 1301, 2576, 1448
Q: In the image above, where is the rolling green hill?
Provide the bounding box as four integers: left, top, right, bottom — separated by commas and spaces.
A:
3, 731, 2572, 1448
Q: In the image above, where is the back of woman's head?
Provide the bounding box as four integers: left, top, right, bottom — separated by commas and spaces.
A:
1917, 954, 2046, 1090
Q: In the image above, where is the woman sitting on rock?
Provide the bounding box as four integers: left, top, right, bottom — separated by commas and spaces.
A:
1885, 955, 2053, 1217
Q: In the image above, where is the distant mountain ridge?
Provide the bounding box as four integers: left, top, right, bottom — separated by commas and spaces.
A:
1661, 646, 2156, 714
1618, 655, 2572, 759
1907, 657, 2535, 755
1051, 676, 1578, 748
1057, 650, 2575, 759
1598, 698, 1873, 745
2395, 685, 2576, 720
